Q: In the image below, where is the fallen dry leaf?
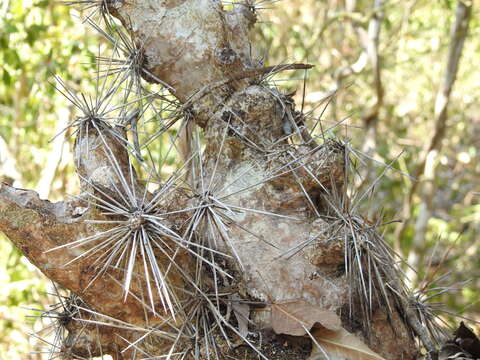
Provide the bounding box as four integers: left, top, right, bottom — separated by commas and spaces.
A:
271, 299, 341, 336
309, 327, 385, 360
439, 321, 480, 360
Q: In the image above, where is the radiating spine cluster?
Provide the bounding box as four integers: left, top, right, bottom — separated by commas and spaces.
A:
24, 0, 463, 359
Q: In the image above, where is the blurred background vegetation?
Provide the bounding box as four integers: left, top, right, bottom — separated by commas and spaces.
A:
0, 0, 478, 358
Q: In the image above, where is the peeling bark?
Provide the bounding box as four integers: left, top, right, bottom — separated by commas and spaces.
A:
107, 0, 256, 124
0, 0, 431, 359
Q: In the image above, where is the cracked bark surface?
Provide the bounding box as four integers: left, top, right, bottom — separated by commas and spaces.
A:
0, 0, 422, 359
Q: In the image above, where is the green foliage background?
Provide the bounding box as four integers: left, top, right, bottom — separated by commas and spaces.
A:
0, 0, 478, 358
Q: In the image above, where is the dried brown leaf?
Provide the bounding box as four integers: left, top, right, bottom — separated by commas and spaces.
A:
453, 322, 480, 357
271, 299, 341, 336
439, 322, 480, 359
309, 328, 385, 360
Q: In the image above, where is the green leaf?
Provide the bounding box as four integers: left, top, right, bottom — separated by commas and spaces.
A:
26, 25, 48, 46
5, 22, 19, 34
5, 49, 21, 69
35, 0, 49, 8
3, 69, 12, 86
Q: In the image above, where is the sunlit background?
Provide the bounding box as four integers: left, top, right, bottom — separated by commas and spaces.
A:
0, 0, 479, 358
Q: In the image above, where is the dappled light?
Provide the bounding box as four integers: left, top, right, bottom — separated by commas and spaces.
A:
0, 0, 478, 359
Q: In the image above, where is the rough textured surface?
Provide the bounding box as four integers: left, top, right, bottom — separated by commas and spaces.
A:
0, 0, 422, 359
201, 84, 416, 359
108, 0, 256, 124
0, 185, 143, 356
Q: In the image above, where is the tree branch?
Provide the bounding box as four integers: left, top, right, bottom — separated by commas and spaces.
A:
0, 184, 152, 324
406, 0, 472, 283
396, 1, 472, 276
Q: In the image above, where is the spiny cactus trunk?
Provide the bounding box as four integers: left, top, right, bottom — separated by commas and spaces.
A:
0, 1, 437, 359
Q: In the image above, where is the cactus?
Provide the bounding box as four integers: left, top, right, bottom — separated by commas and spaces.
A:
2, 1, 470, 359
